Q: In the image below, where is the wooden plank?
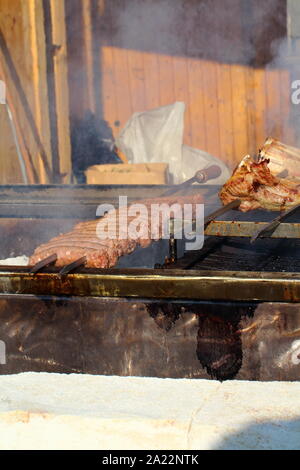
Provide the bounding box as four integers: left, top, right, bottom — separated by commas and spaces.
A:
0, 58, 37, 183
245, 66, 257, 157
265, 68, 282, 140
229, 0, 250, 164
98, 0, 121, 136
280, 68, 295, 145
173, 56, 192, 146
101, 46, 118, 136
0, 0, 53, 183
253, 68, 267, 151
49, 0, 72, 182
143, 51, 160, 111
231, 64, 249, 161
201, 59, 220, 157
0, 106, 22, 183
200, 6, 221, 160
110, 47, 133, 136
26, 0, 50, 183
216, 63, 234, 168
127, 48, 146, 113
158, 53, 175, 107
64, 0, 91, 119
238, 0, 258, 158
187, 57, 206, 152
213, 1, 235, 167
109, 0, 132, 136
81, 0, 96, 113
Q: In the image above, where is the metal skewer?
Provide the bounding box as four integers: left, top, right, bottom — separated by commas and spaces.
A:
204, 199, 242, 227
163, 165, 222, 197
59, 256, 87, 275
30, 253, 57, 274
250, 203, 300, 243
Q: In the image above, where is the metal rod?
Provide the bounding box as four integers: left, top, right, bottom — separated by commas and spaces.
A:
250, 203, 300, 243
163, 165, 222, 196
30, 253, 57, 274
204, 199, 241, 227
168, 218, 177, 263
59, 256, 87, 275
167, 236, 227, 270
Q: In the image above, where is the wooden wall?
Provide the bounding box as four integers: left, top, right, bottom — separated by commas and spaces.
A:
0, 0, 52, 183
0, 0, 71, 183
67, 0, 294, 172
101, 47, 294, 169
0, 0, 295, 183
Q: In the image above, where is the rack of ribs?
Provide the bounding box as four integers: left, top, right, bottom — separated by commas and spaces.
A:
219, 155, 300, 212
29, 193, 203, 269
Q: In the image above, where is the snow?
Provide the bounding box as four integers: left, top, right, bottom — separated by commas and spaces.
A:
0, 372, 299, 450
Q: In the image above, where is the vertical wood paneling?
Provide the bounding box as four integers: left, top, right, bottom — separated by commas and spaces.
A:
101, 46, 118, 132
201, 8, 221, 159
265, 68, 283, 139
216, 63, 234, 165
245, 68, 257, 157
0, 107, 22, 183
280, 69, 294, 145
111, 48, 133, 132
201, 60, 220, 158
50, 0, 72, 182
229, 0, 250, 164
127, 49, 146, 113
0, 0, 52, 183
187, 58, 206, 151
82, 0, 96, 113
68, 1, 292, 171
100, 46, 293, 170
143, 52, 160, 111
253, 69, 267, 151
172, 56, 192, 145
157, 54, 175, 107
231, 65, 249, 162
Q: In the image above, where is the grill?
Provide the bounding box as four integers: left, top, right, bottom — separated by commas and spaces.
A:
171, 207, 300, 277
1, 184, 300, 381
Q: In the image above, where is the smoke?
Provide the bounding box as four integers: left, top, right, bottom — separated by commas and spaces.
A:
264, 2, 300, 146
102, 0, 287, 66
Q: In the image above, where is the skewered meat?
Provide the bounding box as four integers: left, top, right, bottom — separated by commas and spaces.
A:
29, 193, 203, 268
219, 155, 300, 212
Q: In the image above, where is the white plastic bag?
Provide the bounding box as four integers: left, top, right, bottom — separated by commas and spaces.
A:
116, 101, 230, 184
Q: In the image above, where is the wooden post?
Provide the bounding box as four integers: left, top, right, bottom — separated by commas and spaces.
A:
44, 0, 72, 183
0, 0, 53, 183
82, 0, 96, 114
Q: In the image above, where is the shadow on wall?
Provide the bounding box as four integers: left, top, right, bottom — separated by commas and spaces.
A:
214, 418, 300, 450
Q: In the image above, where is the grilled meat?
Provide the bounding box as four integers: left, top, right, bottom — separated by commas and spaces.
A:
29, 193, 203, 268
219, 155, 300, 212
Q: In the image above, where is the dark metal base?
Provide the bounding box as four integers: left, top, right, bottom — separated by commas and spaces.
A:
0, 295, 300, 381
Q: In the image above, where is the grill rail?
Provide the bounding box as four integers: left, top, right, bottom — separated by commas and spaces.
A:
0, 264, 299, 301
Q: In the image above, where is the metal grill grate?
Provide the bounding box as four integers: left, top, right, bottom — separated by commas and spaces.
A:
187, 238, 300, 272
